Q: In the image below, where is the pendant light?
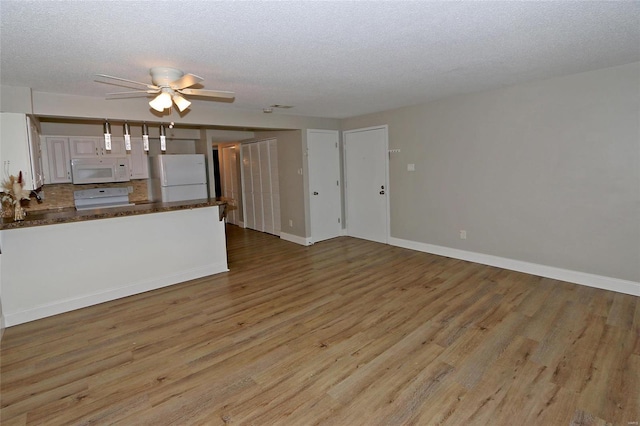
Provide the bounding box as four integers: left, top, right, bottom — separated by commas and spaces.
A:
159, 123, 167, 152
149, 90, 173, 112
142, 123, 149, 152
123, 122, 131, 151
172, 94, 191, 112
103, 121, 112, 151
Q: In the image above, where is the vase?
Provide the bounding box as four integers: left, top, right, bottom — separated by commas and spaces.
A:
14, 204, 25, 221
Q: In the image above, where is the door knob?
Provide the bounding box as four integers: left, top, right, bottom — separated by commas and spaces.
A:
313, 191, 319, 195
379, 190, 385, 195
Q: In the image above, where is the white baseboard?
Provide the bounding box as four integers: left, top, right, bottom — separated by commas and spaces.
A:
280, 232, 313, 246
4, 263, 229, 327
389, 237, 640, 297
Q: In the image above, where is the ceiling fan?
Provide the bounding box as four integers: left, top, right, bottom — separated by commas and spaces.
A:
96, 67, 235, 112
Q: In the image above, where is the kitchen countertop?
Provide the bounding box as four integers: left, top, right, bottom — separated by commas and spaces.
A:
1, 198, 228, 230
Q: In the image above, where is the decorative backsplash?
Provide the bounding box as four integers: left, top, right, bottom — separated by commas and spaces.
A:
24, 180, 149, 212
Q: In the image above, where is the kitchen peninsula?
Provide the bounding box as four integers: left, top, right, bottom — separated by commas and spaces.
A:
1, 199, 228, 326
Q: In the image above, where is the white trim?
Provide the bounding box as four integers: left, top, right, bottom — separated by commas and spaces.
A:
389, 237, 640, 297
280, 232, 313, 246
4, 263, 229, 327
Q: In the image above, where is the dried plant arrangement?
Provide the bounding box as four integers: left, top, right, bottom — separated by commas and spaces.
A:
2, 171, 31, 220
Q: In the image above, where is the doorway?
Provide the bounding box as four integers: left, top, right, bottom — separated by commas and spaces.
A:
212, 147, 222, 198
219, 144, 242, 226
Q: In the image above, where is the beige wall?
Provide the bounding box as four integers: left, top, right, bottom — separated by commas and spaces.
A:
342, 62, 640, 282
0, 85, 32, 113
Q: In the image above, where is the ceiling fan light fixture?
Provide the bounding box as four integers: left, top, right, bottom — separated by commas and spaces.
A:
100, 67, 235, 113
172, 94, 191, 112
149, 91, 173, 112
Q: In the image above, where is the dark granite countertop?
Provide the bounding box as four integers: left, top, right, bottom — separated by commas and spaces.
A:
1, 199, 227, 230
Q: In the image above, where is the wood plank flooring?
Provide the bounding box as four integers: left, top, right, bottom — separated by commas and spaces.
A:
1, 224, 638, 425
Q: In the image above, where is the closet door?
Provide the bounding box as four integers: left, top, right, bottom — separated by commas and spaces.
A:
269, 139, 281, 234
260, 141, 274, 235
250, 143, 264, 232
241, 144, 254, 229
240, 138, 280, 236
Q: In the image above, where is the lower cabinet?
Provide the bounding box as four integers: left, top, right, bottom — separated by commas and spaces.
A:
1, 206, 227, 326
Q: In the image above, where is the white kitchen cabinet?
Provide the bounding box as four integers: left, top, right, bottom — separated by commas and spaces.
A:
44, 137, 72, 183
69, 136, 126, 158
127, 137, 149, 179
44, 135, 147, 182
0, 113, 44, 190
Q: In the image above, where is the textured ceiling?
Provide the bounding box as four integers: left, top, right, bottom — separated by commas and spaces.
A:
1, 1, 639, 119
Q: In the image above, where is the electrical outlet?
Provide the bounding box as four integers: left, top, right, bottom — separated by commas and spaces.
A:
289, 219, 293, 227
407, 163, 415, 172
459, 230, 467, 240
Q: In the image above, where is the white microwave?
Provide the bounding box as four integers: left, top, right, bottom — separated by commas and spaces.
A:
71, 157, 130, 184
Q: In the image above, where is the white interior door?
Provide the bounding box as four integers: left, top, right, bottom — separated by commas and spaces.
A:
260, 141, 274, 235
250, 143, 264, 232
344, 126, 389, 243
269, 139, 281, 234
308, 129, 342, 243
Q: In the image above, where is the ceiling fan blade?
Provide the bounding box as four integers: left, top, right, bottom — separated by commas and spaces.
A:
96, 74, 159, 90
170, 73, 204, 90
106, 90, 159, 99
179, 88, 235, 100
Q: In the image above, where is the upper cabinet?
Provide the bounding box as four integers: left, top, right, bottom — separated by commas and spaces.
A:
42, 135, 149, 182
0, 113, 45, 190
128, 137, 149, 180
44, 136, 72, 184
69, 136, 126, 158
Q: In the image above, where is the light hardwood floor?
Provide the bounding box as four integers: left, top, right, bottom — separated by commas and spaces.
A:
1, 225, 638, 425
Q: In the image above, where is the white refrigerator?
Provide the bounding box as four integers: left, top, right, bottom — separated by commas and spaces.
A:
149, 154, 208, 202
